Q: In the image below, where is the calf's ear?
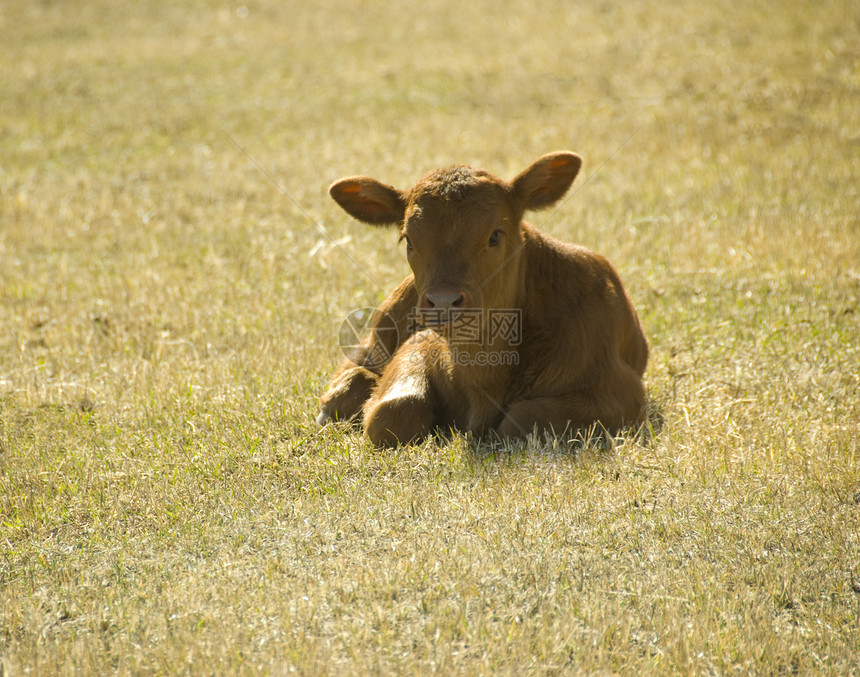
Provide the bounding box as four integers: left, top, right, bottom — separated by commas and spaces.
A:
512, 151, 582, 211
329, 177, 406, 226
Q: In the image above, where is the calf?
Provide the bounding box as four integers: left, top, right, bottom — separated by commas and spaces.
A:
317, 151, 648, 447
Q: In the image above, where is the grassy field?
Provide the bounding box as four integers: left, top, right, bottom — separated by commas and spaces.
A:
1, 0, 858, 673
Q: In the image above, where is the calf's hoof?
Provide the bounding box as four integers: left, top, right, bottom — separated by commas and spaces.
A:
318, 367, 378, 425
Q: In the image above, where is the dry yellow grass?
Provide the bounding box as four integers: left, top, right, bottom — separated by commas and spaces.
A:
1, 0, 858, 674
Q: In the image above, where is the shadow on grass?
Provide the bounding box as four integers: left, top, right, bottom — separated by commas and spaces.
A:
310, 395, 665, 468
458, 397, 665, 469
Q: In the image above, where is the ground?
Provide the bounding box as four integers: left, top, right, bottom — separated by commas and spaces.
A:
1, 0, 858, 674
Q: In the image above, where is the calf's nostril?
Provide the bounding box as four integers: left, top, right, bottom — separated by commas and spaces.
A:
425, 291, 467, 309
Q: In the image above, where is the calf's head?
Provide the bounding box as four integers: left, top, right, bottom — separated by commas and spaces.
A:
329, 152, 582, 331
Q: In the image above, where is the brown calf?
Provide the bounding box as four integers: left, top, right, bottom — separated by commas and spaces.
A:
317, 151, 648, 447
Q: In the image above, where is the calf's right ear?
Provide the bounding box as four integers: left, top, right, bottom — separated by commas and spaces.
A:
329, 177, 406, 226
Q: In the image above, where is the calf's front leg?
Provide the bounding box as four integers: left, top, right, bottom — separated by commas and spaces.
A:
363, 330, 456, 447
318, 276, 419, 425
317, 366, 378, 425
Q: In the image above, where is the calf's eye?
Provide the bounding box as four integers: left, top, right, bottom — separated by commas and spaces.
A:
488, 230, 502, 247
403, 235, 414, 251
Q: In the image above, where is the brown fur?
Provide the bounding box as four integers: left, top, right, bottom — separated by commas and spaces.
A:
318, 152, 648, 446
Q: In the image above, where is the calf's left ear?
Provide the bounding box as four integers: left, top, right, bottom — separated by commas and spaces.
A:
329, 177, 406, 226
512, 151, 582, 211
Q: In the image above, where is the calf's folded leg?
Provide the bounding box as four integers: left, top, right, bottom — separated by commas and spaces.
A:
497, 366, 646, 437
363, 330, 455, 447
364, 370, 435, 447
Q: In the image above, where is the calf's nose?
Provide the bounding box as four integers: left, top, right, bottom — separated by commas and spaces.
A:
423, 291, 467, 309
